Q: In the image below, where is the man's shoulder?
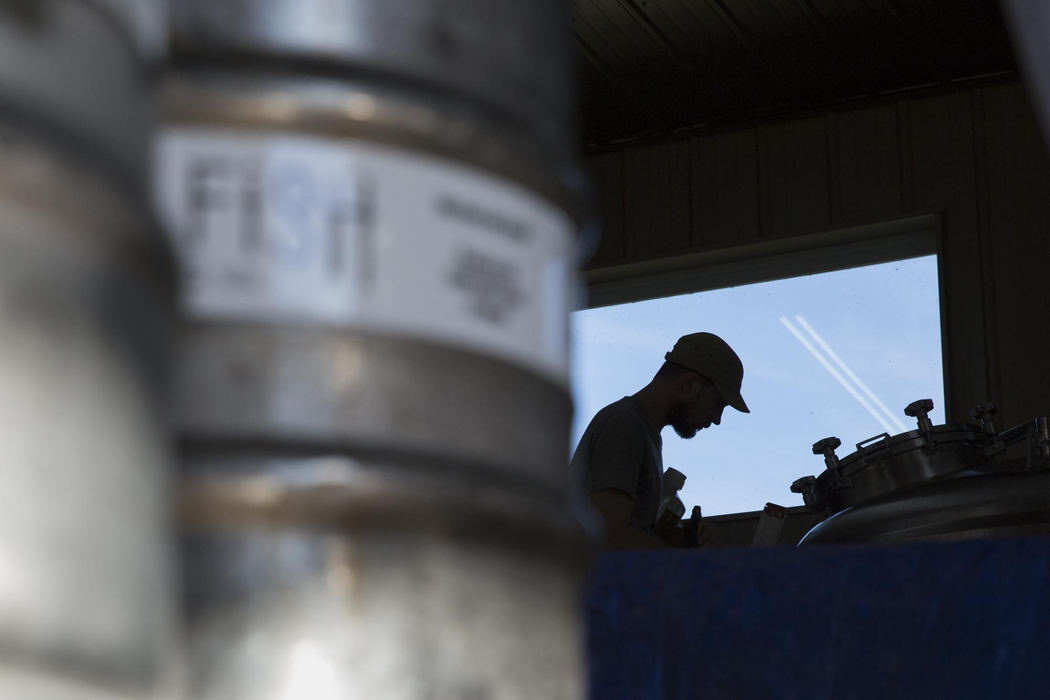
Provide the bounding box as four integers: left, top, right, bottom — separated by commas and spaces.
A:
587, 397, 646, 433
592, 396, 634, 419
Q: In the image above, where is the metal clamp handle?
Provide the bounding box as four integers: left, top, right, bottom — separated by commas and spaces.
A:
1029, 417, 1050, 467
855, 433, 891, 464
856, 432, 890, 452
790, 476, 818, 510
811, 437, 842, 472
970, 401, 1000, 436
905, 399, 935, 434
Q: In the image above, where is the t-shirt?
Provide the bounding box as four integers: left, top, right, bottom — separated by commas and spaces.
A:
570, 396, 664, 530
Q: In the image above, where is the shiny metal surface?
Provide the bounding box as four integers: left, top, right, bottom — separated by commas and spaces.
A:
160, 1, 588, 696
93, 0, 168, 59
160, 7, 586, 485
0, 0, 160, 182
804, 425, 991, 515
0, 3, 177, 697
167, 0, 575, 156
799, 471, 1050, 545
160, 48, 583, 499
177, 328, 572, 486
181, 529, 583, 700
794, 399, 1050, 546
0, 73, 176, 700
179, 455, 586, 699
792, 400, 993, 515
158, 74, 587, 224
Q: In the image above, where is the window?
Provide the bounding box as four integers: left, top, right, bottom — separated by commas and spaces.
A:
570, 255, 944, 515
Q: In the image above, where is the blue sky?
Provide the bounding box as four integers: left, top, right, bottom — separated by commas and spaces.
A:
569, 255, 944, 515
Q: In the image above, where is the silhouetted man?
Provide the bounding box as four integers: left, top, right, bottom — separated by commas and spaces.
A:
571, 332, 749, 549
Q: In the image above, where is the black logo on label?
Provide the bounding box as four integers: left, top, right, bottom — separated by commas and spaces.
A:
436, 195, 531, 244
448, 249, 524, 325
183, 153, 264, 253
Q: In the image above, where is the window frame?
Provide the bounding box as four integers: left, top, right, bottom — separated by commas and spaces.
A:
571, 213, 950, 518
578, 212, 951, 414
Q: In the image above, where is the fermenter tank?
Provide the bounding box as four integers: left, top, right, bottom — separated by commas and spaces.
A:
154, 2, 592, 698
792, 400, 1050, 545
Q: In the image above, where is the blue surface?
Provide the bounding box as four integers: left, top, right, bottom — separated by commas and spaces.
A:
585, 540, 1050, 699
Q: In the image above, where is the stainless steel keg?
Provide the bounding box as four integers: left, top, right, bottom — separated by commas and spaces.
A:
0, 1, 177, 698
154, 2, 590, 697
792, 400, 1050, 544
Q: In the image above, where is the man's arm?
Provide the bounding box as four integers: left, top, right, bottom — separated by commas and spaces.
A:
589, 488, 669, 550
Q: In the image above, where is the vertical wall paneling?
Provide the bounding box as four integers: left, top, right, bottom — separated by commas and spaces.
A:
584, 151, 627, 266
906, 89, 985, 421
832, 103, 903, 225
980, 82, 1050, 422
971, 86, 1000, 416
756, 116, 832, 238
688, 128, 761, 249
583, 78, 1050, 428
826, 113, 841, 225
622, 139, 692, 259
896, 100, 916, 214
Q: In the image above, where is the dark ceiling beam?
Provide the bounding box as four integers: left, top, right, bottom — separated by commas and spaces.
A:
573, 0, 1017, 147
703, 0, 760, 53
792, 0, 877, 95
610, 0, 692, 76
880, 0, 949, 78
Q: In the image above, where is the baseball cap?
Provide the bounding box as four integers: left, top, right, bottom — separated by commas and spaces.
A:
665, 332, 749, 413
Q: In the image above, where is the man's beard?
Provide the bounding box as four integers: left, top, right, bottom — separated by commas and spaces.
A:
670, 405, 697, 439
673, 423, 697, 439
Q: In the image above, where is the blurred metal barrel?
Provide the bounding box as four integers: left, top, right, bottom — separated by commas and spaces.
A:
154, 1, 591, 697
1002, 2, 1050, 149
0, 1, 178, 698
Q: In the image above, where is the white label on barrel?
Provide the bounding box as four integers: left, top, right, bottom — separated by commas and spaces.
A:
154, 128, 575, 382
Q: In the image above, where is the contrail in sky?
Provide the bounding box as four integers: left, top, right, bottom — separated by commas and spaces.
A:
779, 316, 898, 435
794, 315, 907, 433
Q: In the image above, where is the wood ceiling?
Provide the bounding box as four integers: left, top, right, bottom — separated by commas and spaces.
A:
572, 0, 1018, 149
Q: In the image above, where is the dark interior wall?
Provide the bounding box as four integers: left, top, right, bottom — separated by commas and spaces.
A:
701, 507, 823, 548
583, 79, 1050, 427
